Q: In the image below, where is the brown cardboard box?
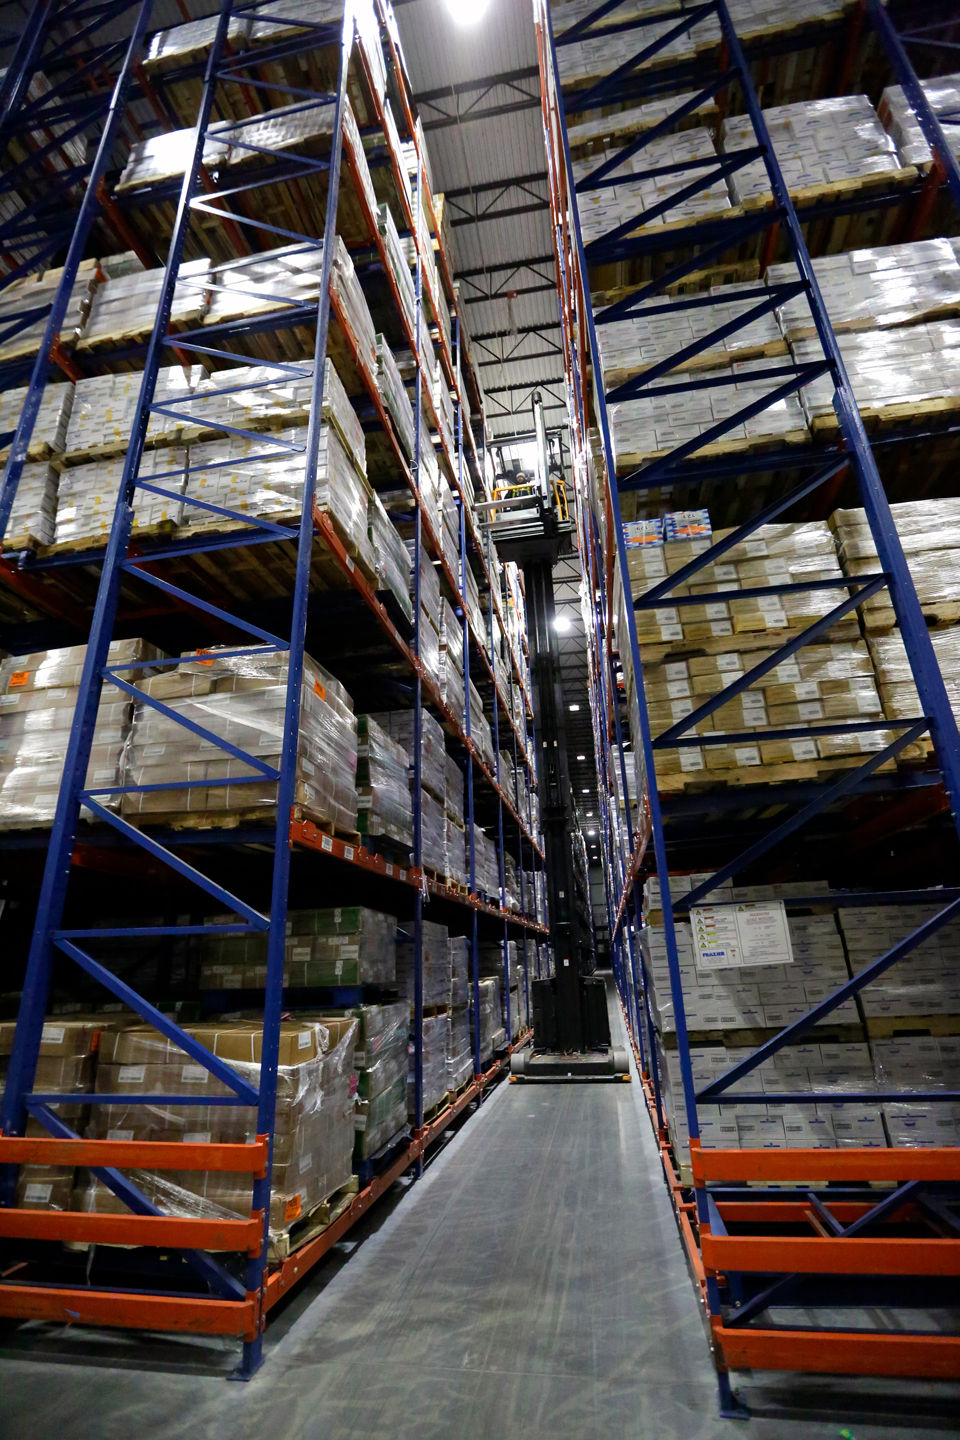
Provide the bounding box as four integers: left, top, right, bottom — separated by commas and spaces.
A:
0, 1018, 99, 1058
0, 1054, 94, 1090
17, 1165, 74, 1210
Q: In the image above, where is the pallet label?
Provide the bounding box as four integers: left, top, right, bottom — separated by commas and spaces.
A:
692, 900, 794, 971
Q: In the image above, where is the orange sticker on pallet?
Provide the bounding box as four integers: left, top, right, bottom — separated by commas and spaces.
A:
284, 1195, 301, 1222
8, 671, 28, 688
314, 680, 326, 701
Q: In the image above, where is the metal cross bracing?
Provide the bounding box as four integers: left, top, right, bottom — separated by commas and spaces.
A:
0, 0, 159, 424
0, 0, 546, 1364
534, 0, 960, 1407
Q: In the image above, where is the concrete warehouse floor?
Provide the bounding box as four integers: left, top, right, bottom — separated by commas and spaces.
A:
0, 988, 958, 1440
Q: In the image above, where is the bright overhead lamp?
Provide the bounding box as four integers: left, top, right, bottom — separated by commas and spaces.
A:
576, 753, 586, 760
569, 703, 580, 712
554, 614, 572, 633
445, 0, 491, 23
588, 830, 596, 836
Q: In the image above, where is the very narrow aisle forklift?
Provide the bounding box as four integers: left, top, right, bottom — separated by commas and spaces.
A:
487, 396, 628, 1081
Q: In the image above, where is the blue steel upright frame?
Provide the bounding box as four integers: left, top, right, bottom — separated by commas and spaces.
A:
535, 0, 960, 1408
0, 0, 362, 1380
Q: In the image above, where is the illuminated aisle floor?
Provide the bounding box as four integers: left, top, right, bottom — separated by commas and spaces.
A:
1, 985, 958, 1440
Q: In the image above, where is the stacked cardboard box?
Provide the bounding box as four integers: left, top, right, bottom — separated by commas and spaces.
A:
0, 258, 97, 363
346, 1002, 409, 1159
369, 708, 448, 868
832, 499, 960, 634
63, 366, 206, 457
0, 381, 73, 463
768, 238, 960, 341
78, 258, 210, 350
794, 321, 960, 433
470, 823, 500, 901
368, 488, 413, 620
552, 0, 698, 89
121, 646, 358, 830
375, 335, 415, 458
1, 1019, 101, 1209
879, 71, 960, 168
355, 715, 413, 854
609, 358, 809, 470
572, 129, 730, 247
720, 96, 903, 206
199, 906, 397, 990
872, 1034, 960, 1148
54, 448, 187, 546
377, 202, 416, 336
397, 918, 450, 1009
443, 751, 466, 887
0, 639, 161, 826
595, 283, 785, 392
4, 462, 59, 546
471, 975, 501, 1064
77, 1018, 357, 1235
628, 514, 884, 785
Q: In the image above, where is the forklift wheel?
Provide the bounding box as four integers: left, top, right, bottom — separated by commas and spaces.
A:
612, 1048, 629, 1076
510, 1051, 527, 1076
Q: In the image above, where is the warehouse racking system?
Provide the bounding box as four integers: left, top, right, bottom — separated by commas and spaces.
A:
0, 0, 549, 1376
536, 0, 960, 1412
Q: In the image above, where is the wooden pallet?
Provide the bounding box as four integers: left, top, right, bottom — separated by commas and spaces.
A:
659, 1021, 865, 1051
812, 391, 960, 439
655, 753, 898, 794
268, 1176, 360, 1263
615, 425, 811, 475
130, 807, 360, 841
39, 519, 177, 557
864, 1013, 960, 1040
601, 337, 787, 390
637, 617, 861, 663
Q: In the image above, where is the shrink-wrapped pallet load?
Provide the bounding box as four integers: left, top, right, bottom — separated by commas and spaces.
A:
120, 646, 358, 830
355, 715, 413, 853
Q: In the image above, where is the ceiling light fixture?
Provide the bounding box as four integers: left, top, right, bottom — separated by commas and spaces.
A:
569, 703, 580, 711
576, 753, 586, 760
554, 614, 571, 633
444, 0, 491, 24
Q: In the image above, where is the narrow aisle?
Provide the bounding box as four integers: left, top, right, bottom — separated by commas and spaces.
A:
1, 990, 957, 1440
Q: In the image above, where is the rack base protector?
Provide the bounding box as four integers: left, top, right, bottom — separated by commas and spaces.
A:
510, 1048, 630, 1081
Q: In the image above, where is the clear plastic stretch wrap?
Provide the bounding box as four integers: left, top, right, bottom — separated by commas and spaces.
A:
64, 365, 206, 456
419, 786, 446, 874
838, 904, 960, 1025
721, 96, 901, 206
658, 1035, 885, 1160
397, 918, 450, 1008
609, 358, 808, 470
793, 321, 960, 426
832, 496, 960, 632
204, 242, 324, 326
445, 751, 464, 824
480, 941, 518, 988
377, 202, 416, 334
471, 824, 500, 900
566, 89, 717, 150
446, 1004, 472, 1091
468, 679, 495, 771
355, 715, 413, 850
0, 381, 73, 462
0, 639, 162, 826
879, 72, 960, 168
76, 1019, 358, 1236
55, 448, 187, 545
369, 707, 446, 803
368, 490, 413, 621
471, 975, 500, 1064
78, 259, 210, 348
643, 911, 859, 1038
375, 335, 415, 458
409, 1011, 448, 1116
868, 629, 960, 728
438, 647, 465, 718
1, 1019, 103, 1209
183, 424, 372, 565
571, 128, 730, 245
121, 645, 357, 828
444, 815, 467, 887
768, 239, 960, 341
0, 259, 97, 363
198, 906, 397, 990
553, 1, 698, 87
595, 282, 784, 388
347, 1001, 409, 1156
498, 752, 517, 808
448, 936, 470, 1008
406, 539, 441, 631
5, 462, 59, 544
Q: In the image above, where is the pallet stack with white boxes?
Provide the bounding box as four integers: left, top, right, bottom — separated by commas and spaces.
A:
643, 875, 960, 1163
